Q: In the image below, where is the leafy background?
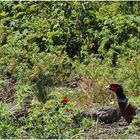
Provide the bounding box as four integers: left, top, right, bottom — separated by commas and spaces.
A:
0, 1, 140, 138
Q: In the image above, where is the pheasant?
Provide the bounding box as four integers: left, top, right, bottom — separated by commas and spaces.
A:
61, 97, 70, 105
106, 83, 140, 124
55, 97, 70, 111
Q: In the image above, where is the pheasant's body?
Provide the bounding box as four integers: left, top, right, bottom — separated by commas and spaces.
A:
118, 101, 137, 124
106, 83, 138, 124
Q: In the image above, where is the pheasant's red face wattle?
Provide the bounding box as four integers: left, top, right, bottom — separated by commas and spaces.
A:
107, 84, 117, 92
110, 84, 117, 92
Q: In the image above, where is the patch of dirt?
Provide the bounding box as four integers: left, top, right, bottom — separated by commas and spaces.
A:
84, 117, 128, 139
83, 109, 140, 139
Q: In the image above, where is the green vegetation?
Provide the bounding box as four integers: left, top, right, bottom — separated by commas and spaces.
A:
0, 1, 140, 138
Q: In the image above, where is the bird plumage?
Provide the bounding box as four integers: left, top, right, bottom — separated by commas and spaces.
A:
106, 83, 138, 124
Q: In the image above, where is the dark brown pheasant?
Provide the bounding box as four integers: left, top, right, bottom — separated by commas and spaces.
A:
106, 83, 139, 124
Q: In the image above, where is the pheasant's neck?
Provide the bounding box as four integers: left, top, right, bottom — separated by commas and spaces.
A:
115, 89, 127, 101
115, 89, 129, 108
118, 97, 128, 104
118, 97, 128, 110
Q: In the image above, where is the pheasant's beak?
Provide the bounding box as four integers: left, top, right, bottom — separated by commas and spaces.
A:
106, 85, 110, 89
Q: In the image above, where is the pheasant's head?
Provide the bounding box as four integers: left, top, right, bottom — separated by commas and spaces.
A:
106, 83, 122, 92
61, 97, 70, 105
106, 83, 127, 101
